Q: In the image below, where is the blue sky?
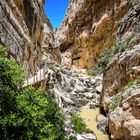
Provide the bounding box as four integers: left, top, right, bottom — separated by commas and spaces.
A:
44, 0, 69, 28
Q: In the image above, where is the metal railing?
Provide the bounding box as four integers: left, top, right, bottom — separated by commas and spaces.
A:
24, 63, 48, 87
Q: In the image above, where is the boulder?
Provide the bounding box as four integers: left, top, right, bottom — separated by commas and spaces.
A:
76, 133, 97, 140
96, 114, 108, 133
96, 85, 102, 94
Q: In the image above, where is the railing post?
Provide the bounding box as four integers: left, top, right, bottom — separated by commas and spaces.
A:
44, 63, 46, 78
27, 69, 29, 86
34, 61, 35, 83
33, 72, 35, 83
35, 72, 37, 82
43, 64, 45, 78
40, 64, 41, 80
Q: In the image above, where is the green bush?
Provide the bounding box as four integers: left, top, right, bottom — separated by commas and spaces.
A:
123, 81, 134, 92
0, 45, 8, 58
68, 136, 77, 140
87, 66, 104, 76
87, 48, 111, 76
113, 36, 134, 55
136, 76, 140, 85
109, 94, 122, 111
112, 42, 125, 55
71, 114, 87, 133
48, 64, 55, 71
109, 78, 140, 111
87, 68, 95, 76
0, 45, 66, 140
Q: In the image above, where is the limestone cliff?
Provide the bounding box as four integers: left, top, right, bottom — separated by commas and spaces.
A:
55, 0, 130, 69
100, 0, 140, 139
56, 0, 140, 139
0, 0, 53, 75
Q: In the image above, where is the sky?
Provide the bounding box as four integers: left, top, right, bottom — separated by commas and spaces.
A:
44, 0, 69, 29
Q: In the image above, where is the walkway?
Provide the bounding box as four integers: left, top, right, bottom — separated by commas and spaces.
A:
23, 66, 47, 88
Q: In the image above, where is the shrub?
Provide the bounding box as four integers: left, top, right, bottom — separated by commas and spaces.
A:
109, 79, 138, 111
0, 45, 66, 140
0, 45, 8, 57
87, 48, 111, 76
109, 94, 122, 111
68, 136, 77, 140
112, 42, 125, 55
136, 76, 140, 85
123, 81, 134, 92
109, 78, 140, 111
87, 68, 95, 76
48, 64, 55, 71
71, 114, 87, 133
113, 36, 134, 55
87, 66, 103, 76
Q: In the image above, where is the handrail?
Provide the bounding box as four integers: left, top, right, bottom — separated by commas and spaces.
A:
23, 63, 48, 87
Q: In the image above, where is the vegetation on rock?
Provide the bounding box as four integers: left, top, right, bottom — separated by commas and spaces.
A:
88, 36, 134, 76
109, 77, 140, 111
113, 36, 134, 55
0, 46, 66, 140
109, 94, 122, 111
87, 48, 111, 76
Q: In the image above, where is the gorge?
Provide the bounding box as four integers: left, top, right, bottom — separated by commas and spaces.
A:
0, 0, 140, 140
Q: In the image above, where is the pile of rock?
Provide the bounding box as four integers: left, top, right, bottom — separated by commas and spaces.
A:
45, 64, 102, 109
44, 64, 103, 140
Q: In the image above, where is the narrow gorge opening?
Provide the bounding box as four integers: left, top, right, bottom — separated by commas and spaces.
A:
44, 1, 110, 140
44, 0, 69, 29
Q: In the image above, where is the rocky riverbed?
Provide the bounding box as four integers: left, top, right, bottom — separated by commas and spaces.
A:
43, 64, 108, 140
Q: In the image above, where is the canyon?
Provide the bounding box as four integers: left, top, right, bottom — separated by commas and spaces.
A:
0, 0, 140, 140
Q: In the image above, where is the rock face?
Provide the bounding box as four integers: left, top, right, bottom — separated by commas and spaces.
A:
42, 13, 61, 63
109, 85, 140, 140
55, 0, 130, 69
101, 0, 140, 139
0, 0, 53, 75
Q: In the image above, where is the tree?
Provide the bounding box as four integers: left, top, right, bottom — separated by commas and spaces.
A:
0, 45, 66, 140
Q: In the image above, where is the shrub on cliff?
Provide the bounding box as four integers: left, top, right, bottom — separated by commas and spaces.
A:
87, 48, 111, 75
113, 36, 134, 55
88, 36, 134, 76
0, 45, 66, 140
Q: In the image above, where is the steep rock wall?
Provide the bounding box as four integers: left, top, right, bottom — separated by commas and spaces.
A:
0, 0, 53, 75
101, 0, 140, 139
55, 0, 130, 69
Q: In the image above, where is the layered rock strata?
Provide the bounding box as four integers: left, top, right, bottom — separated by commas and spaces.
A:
55, 0, 130, 69
0, 0, 53, 75
101, 0, 140, 139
